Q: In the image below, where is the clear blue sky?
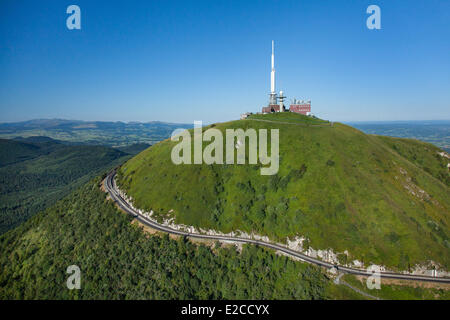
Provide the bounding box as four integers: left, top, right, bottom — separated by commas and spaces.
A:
1, 0, 449, 123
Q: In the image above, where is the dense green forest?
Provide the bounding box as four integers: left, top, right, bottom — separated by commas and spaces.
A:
0, 137, 60, 167
0, 177, 338, 299
0, 137, 148, 234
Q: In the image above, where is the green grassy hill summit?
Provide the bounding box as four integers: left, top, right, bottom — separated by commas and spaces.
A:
117, 112, 450, 270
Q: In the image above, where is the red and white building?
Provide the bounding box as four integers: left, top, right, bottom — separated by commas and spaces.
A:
262, 104, 283, 113
289, 100, 311, 115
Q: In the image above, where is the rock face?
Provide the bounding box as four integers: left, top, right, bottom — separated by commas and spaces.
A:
437, 151, 450, 172
112, 177, 449, 277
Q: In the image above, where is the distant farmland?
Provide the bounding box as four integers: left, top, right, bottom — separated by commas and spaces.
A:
347, 120, 450, 152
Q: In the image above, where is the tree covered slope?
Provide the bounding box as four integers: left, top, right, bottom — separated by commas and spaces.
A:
0, 138, 132, 234
117, 113, 450, 270
0, 178, 337, 300
0, 138, 60, 167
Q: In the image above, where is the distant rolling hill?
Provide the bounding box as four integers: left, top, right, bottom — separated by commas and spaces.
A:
117, 113, 450, 271
0, 119, 191, 147
0, 137, 149, 234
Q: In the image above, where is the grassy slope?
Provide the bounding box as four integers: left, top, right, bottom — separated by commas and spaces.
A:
0, 177, 353, 300
376, 135, 450, 187
340, 274, 450, 300
247, 112, 330, 124
117, 113, 450, 270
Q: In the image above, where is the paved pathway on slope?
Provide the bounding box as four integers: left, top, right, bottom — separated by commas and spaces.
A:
245, 118, 334, 127
334, 273, 381, 300
104, 170, 450, 285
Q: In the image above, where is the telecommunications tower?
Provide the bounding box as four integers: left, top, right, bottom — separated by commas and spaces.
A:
269, 40, 277, 105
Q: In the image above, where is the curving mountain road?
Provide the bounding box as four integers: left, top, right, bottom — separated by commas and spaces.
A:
104, 170, 450, 284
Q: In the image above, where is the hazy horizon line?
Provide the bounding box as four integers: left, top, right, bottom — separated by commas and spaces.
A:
1, 117, 450, 125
